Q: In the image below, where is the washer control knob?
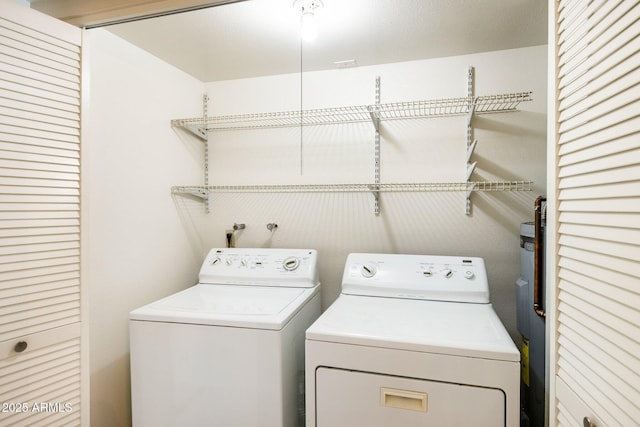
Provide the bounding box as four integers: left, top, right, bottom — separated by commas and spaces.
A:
361, 263, 377, 278
423, 270, 433, 277
464, 270, 475, 279
442, 268, 453, 278
225, 258, 233, 266
210, 257, 221, 265
283, 257, 300, 271
240, 258, 248, 267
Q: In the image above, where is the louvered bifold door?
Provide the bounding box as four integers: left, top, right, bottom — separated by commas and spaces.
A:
0, 4, 83, 426
553, 0, 640, 426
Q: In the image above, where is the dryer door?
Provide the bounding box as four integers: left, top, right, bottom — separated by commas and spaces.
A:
316, 367, 505, 427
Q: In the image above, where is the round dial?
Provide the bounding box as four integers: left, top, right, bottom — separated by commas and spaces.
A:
361, 263, 377, 278
442, 268, 453, 278
283, 256, 300, 271
210, 257, 221, 265
225, 258, 233, 266
464, 270, 475, 279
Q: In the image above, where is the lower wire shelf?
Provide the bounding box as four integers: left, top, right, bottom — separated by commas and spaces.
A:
172, 181, 533, 215
172, 180, 532, 196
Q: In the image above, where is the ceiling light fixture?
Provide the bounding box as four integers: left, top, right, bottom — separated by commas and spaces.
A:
293, 0, 324, 42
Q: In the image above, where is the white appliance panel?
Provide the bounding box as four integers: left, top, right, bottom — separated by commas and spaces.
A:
199, 248, 319, 287
341, 254, 489, 303
315, 367, 505, 427
306, 294, 519, 362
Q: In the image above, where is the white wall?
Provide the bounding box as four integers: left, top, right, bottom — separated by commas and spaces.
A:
200, 44, 547, 335
86, 29, 206, 427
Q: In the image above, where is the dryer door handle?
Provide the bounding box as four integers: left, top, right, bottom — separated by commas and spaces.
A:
380, 387, 428, 412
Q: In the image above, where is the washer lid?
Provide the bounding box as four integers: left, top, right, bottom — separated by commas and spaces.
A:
306, 294, 519, 362
129, 283, 319, 330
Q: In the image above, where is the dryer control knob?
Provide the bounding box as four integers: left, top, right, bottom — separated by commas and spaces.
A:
442, 268, 453, 278
361, 264, 377, 278
283, 257, 300, 271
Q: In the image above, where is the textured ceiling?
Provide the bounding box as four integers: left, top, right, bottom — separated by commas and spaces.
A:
33, 0, 548, 82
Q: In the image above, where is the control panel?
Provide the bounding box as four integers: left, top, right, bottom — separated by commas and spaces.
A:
342, 253, 490, 303
198, 248, 319, 287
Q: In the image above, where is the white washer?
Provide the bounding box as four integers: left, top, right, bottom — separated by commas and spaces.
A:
305, 253, 520, 427
130, 248, 321, 427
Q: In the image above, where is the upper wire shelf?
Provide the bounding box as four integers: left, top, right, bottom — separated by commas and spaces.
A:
171, 92, 533, 132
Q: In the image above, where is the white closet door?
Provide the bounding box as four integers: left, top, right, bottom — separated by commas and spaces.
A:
550, 0, 640, 426
0, 2, 84, 426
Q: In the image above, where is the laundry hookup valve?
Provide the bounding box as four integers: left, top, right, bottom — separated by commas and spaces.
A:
226, 223, 246, 248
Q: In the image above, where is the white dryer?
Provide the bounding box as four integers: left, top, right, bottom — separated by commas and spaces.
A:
130, 248, 320, 427
305, 253, 520, 427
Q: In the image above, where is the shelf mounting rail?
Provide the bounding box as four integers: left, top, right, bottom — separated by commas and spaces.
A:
373, 76, 381, 215
467, 66, 477, 215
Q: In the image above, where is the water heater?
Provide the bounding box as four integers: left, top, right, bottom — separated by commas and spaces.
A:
516, 197, 546, 427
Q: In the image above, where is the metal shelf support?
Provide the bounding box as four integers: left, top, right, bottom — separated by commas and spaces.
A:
373, 76, 381, 216
466, 66, 475, 215
203, 94, 210, 213
179, 124, 207, 140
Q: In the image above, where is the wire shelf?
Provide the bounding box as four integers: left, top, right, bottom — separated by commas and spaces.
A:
171, 92, 533, 131
172, 181, 533, 195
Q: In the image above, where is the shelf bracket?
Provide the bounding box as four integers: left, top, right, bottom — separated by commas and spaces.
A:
467, 139, 478, 163
180, 188, 209, 200
466, 66, 475, 215
466, 161, 478, 181
179, 123, 207, 140
369, 111, 380, 132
